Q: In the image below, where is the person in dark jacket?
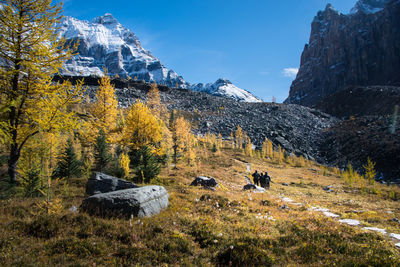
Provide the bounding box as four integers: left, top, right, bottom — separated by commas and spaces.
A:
259, 172, 266, 188
265, 172, 271, 189
252, 170, 260, 186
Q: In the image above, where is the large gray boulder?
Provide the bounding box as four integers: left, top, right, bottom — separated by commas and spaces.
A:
86, 172, 138, 195
80, 186, 169, 218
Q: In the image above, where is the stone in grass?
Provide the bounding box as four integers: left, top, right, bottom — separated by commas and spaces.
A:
280, 204, 290, 210
80, 186, 169, 218
190, 176, 218, 188
339, 219, 360, 226
243, 184, 265, 192
323, 185, 334, 192
86, 172, 138, 195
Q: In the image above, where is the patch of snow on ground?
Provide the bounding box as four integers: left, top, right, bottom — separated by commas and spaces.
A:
281, 197, 294, 202
339, 219, 361, 226
291, 203, 303, 206
363, 227, 386, 234
390, 233, 400, 240
311, 207, 330, 212
323, 211, 340, 218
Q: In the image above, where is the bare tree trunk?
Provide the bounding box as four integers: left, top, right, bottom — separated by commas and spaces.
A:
8, 144, 19, 183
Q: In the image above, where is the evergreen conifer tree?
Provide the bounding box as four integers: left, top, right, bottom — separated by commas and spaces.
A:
52, 140, 81, 179
94, 129, 112, 172
133, 146, 160, 183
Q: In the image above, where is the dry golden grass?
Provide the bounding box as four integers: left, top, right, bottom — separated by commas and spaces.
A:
1, 145, 400, 266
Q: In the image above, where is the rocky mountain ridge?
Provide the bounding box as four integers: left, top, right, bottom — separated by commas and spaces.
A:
285, 0, 400, 106
57, 14, 261, 102
57, 74, 399, 182
60, 76, 337, 162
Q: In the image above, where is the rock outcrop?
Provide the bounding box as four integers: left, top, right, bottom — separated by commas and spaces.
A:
319, 115, 400, 183
86, 172, 138, 195
315, 86, 400, 118
285, 0, 400, 107
80, 186, 169, 218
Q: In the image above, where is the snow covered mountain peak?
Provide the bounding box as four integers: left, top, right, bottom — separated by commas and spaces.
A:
92, 13, 120, 26
57, 14, 261, 102
191, 79, 262, 103
350, 0, 392, 14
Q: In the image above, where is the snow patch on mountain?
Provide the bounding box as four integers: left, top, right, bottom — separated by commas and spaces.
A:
57, 14, 261, 102
350, 0, 392, 14
57, 14, 188, 88
190, 79, 261, 102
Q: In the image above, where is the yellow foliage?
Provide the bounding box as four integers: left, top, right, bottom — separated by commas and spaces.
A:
245, 136, 253, 157
0, 0, 83, 183
266, 138, 274, 159
229, 132, 235, 149
122, 100, 164, 155
36, 197, 64, 215
234, 125, 244, 150
119, 153, 131, 178
171, 116, 192, 164
91, 74, 118, 138
363, 157, 376, 185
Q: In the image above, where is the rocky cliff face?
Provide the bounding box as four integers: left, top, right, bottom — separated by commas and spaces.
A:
57, 14, 261, 102
285, 0, 400, 106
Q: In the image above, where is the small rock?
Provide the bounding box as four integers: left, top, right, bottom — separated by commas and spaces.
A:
243, 184, 257, 191
69, 206, 78, 213
282, 183, 289, 186
260, 200, 271, 206
280, 204, 290, 210
322, 185, 335, 193
190, 176, 218, 188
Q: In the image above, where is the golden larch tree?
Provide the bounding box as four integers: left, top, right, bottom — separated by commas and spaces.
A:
363, 157, 376, 185
147, 82, 161, 118
91, 73, 118, 139
171, 116, 191, 164
122, 100, 164, 154
245, 136, 253, 157
234, 125, 244, 150
0, 0, 83, 183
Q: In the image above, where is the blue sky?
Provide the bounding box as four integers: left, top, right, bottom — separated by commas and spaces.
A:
59, 0, 358, 102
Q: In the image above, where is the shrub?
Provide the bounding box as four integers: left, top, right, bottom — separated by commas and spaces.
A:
216, 239, 274, 266
26, 215, 61, 238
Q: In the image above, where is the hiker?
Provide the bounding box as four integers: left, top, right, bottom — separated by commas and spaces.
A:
265, 173, 271, 189
259, 172, 266, 188
252, 170, 260, 186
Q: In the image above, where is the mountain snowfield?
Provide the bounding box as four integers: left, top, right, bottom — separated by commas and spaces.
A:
57, 13, 261, 102
350, 0, 393, 14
